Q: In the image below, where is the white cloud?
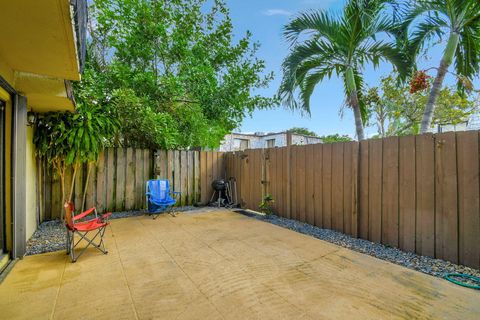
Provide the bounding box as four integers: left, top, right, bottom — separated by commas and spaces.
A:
263, 9, 292, 16
302, 0, 337, 8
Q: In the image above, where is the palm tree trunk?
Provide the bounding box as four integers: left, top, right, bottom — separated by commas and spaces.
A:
420, 31, 459, 133
351, 96, 365, 140
346, 67, 365, 140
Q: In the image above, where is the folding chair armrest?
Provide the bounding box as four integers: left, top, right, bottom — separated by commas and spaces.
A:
171, 191, 181, 198
100, 212, 112, 222
73, 207, 96, 221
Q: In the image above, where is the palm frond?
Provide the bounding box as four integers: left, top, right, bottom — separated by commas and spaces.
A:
298, 69, 333, 115
283, 10, 340, 45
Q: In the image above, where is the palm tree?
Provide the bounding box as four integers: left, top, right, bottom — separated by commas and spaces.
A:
279, 0, 406, 140
404, 0, 480, 133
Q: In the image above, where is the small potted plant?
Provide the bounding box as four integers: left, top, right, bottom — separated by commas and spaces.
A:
259, 194, 275, 217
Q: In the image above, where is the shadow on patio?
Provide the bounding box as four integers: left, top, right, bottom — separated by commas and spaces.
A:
0, 209, 478, 319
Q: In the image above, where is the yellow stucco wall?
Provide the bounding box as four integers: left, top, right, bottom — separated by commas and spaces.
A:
25, 125, 37, 240
0, 87, 12, 253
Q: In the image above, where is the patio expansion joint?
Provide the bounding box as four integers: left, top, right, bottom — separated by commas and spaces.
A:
165, 214, 313, 319
138, 218, 227, 320
111, 223, 140, 320
49, 256, 67, 320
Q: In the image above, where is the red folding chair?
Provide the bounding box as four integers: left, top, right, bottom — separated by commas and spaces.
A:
64, 202, 112, 262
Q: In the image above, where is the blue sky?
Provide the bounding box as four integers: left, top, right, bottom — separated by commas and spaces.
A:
224, 0, 450, 138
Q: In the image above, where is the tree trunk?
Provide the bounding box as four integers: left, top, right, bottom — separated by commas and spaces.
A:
345, 67, 365, 140
351, 97, 365, 140
420, 31, 459, 133
81, 162, 93, 212
68, 163, 79, 203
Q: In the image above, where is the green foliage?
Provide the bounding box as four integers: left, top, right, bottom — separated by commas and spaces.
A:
35, 105, 118, 166
400, 0, 480, 91
279, 0, 407, 140
34, 112, 73, 171
319, 134, 353, 143
79, 0, 275, 149
365, 73, 478, 136
287, 127, 319, 137
34, 103, 118, 206
259, 194, 275, 215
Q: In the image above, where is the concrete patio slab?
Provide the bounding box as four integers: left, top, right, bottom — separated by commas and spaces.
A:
0, 209, 478, 319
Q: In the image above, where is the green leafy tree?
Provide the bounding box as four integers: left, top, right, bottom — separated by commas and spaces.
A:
81, 0, 275, 149
279, 0, 407, 141
319, 134, 353, 143
34, 104, 118, 217
287, 127, 319, 137
365, 74, 478, 136
402, 0, 480, 133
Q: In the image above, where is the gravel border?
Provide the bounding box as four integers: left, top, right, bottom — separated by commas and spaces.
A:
237, 210, 480, 286
25, 206, 200, 256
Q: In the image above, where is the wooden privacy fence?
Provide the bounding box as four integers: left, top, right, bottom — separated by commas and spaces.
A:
39, 148, 154, 221
225, 131, 480, 269
154, 150, 225, 206
40, 148, 226, 220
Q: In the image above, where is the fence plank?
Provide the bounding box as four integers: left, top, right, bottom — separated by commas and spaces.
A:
207, 151, 215, 204
416, 134, 435, 258
313, 144, 323, 227
296, 146, 306, 222
359, 140, 369, 239
106, 148, 116, 212
290, 146, 298, 220
255, 149, 263, 211
277, 148, 285, 217
368, 139, 382, 243
200, 151, 208, 205
305, 145, 315, 225
241, 151, 246, 207
180, 151, 187, 206
343, 142, 353, 235
331, 143, 344, 232
194, 151, 200, 204
435, 132, 458, 263
187, 151, 194, 205
173, 151, 181, 205
399, 136, 416, 253
322, 144, 332, 229
134, 149, 144, 209
351, 142, 359, 238
159, 150, 167, 178
96, 151, 106, 213
457, 131, 480, 268
125, 148, 135, 210
268, 148, 276, 213
144, 150, 151, 208
115, 148, 125, 211
382, 137, 399, 247
245, 150, 253, 209
167, 150, 174, 184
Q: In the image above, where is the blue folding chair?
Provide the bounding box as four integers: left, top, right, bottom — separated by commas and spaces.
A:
146, 179, 181, 219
